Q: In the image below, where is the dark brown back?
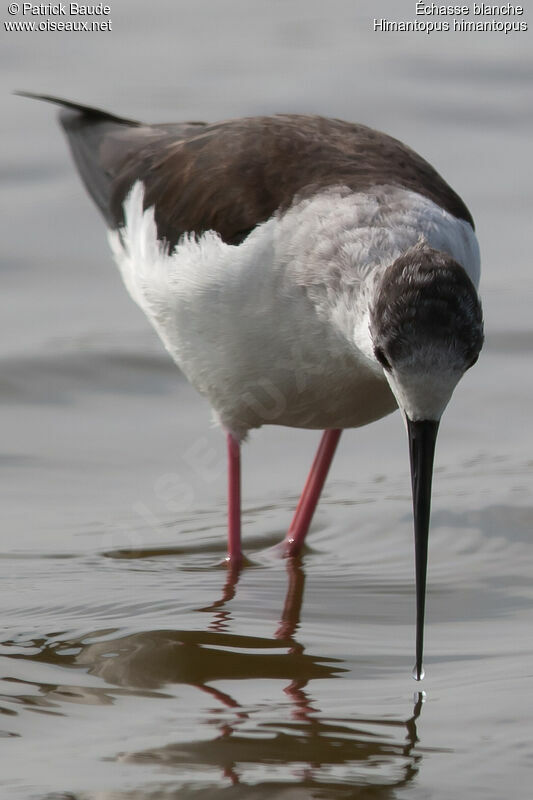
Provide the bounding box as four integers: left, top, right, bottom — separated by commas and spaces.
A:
24, 95, 473, 248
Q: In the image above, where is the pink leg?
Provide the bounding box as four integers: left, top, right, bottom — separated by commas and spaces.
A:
226, 432, 242, 569
283, 429, 342, 557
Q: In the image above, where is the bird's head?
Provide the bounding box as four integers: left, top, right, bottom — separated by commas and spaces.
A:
369, 242, 484, 679
370, 242, 483, 422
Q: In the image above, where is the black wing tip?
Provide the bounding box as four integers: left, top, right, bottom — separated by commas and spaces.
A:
14, 90, 141, 127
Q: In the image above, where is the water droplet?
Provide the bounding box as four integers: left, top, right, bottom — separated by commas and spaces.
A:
412, 664, 425, 681
413, 690, 426, 704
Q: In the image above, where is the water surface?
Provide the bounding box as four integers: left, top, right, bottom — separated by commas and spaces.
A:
1, 1, 532, 797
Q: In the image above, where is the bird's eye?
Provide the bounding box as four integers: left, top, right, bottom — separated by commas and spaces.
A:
374, 346, 391, 371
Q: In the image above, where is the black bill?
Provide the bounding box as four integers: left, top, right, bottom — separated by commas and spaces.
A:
407, 418, 439, 681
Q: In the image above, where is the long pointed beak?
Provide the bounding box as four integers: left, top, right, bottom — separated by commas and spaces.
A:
407, 418, 439, 681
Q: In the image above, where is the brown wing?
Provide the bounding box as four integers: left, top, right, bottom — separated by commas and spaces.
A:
111, 114, 474, 248
18, 94, 474, 249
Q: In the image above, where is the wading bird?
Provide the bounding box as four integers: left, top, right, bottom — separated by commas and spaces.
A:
18, 93, 483, 679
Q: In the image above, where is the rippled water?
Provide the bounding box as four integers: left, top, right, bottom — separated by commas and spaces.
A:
1, 1, 533, 798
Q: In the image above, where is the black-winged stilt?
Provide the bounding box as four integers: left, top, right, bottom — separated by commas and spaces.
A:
18, 93, 484, 679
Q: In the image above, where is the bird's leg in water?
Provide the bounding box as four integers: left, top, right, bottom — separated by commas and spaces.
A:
226, 432, 242, 569
283, 429, 343, 557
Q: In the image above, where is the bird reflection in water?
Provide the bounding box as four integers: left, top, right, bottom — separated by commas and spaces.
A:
182, 557, 425, 790
1, 557, 427, 793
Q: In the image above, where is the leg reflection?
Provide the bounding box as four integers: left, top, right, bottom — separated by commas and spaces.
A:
275, 557, 319, 721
